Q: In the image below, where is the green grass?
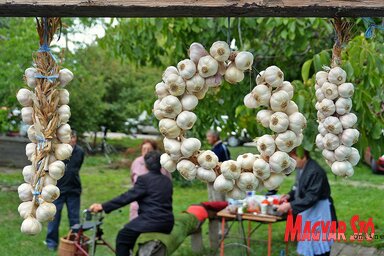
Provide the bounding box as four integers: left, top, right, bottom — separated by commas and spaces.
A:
0, 146, 383, 256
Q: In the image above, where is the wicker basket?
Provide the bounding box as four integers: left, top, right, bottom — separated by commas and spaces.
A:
58, 231, 90, 256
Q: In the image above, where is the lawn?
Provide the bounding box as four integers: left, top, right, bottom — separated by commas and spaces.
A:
0, 139, 383, 256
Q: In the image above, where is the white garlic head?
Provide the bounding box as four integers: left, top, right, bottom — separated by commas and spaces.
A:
166, 74, 186, 96
275, 130, 297, 153
270, 90, 290, 112
160, 153, 177, 173
264, 66, 284, 88
48, 160, 65, 180
236, 172, 259, 191
253, 158, 271, 180
288, 112, 307, 134
58, 89, 70, 105
328, 67, 346, 85
58, 105, 71, 124
321, 82, 339, 100
213, 174, 234, 193
18, 201, 34, 219
338, 83, 354, 98
234, 51, 254, 71
176, 111, 197, 130
335, 97, 352, 115
24, 67, 38, 88
181, 138, 201, 157
237, 153, 257, 171
315, 71, 328, 87
59, 68, 74, 87
340, 128, 359, 147
181, 94, 198, 111
196, 167, 216, 183
256, 135, 276, 157
210, 41, 231, 62
251, 84, 271, 107
21, 217, 42, 235
269, 112, 289, 133
224, 64, 244, 84
57, 124, 72, 144
323, 116, 343, 135
21, 107, 34, 125
189, 42, 208, 64
36, 202, 57, 222
323, 133, 340, 151
197, 150, 219, 169
22, 165, 35, 184
18, 183, 33, 202
256, 109, 273, 128
263, 173, 285, 190
159, 119, 181, 139
221, 160, 241, 180
17, 88, 33, 107
198, 55, 218, 78
54, 143, 73, 161
177, 59, 196, 80
339, 113, 357, 129
269, 151, 290, 173
41, 184, 60, 203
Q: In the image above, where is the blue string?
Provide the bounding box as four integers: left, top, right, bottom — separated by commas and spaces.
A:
36, 134, 47, 151
362, 17, 384, 38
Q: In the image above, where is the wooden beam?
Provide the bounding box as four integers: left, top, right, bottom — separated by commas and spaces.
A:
0, 1, 383, 17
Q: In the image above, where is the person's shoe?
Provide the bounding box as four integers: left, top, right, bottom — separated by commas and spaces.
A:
43, 241, 57, 251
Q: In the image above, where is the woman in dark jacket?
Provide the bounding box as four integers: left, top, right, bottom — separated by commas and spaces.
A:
89, 151, 174, 256
277, 150, 337, 256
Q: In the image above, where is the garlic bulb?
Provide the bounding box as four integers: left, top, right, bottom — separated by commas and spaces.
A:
186, 74, 205, 93
24, 67, 38, 88
277, 81, 294, 99
264, 66, 284, 88
237, 153, 257, 171
288, 112, 307, 134
328, 67, 346, 85
18, 183, 33, 201
275, 130, 297, 152
256, 135, 276, 157
194, 83, 209, 100
198, 55, 218, 78
21, 217, 42, 235
189, 42, 208, 64
181, 94, 198, 111
318, 99, 335, 117
235, 51, 254, 71
181, 138, 201, 157
36, 202, 56, 222
213, 174, 234, 193
159, 95, 182, 119
322, 149, 336, 162
196, 167, 216, 182
348, 147, 360, 166
256, 109, 273, 128
162, 66, 179, 82
339, 113, 357, 129
253, 159, 271, 180
323, 116, 343, 134
58, 89, 70, 105
176, 111, 197, 130
58, 105, 71, 124
210, 41, 231, 62
321, 82, 339, 100
163, 137, 181, 157
244, 93, 258, 108
282, 157, 297, 175
318, 122, 327, 136
22, 165, 35, 184
285, 101, 299, 116
338, 83, 354, 98
315, 89, 325, 102
315, 134, 325, 150
224, 64, 244, 84
25, 143, 36, 161
197, 150, 219, 169
59, 68, 74, 87
166, 74, 186, 96
294, 133, 304, 148
177, 160, 197, 181
263, 173, 285, 190
43, 175, 57, 186
270, 90, 290, 112
340, 128, 359, 147
331, 161, 353, 177
159, 119, 181, 139
227, 185, 246, 200
48, 161, 65, 180
255, 71, 265, 85
155, 82, 169, 99
236, 172, 258, 191
57, 124, 72, 143
160, 153, 177, 173
323, 133, 340, 151
177, 59, 196, 80
269, 151, 290, 173
251, 84, 271, 107
221, 160, 241, 180
269, 112, 289, 133
335, 97, 352, 115
21, 107, 33, 125
18, 201, 33, 219
334, 145, 352, 161
17, 89, 33, 107
205, 73, 222, 88
27, 125, 37, 143
41, 184, 60, 203
54, 143, 73, 160
315, 71, 328, 87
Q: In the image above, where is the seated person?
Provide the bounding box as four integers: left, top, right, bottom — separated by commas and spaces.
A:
89, 151, 174, 256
